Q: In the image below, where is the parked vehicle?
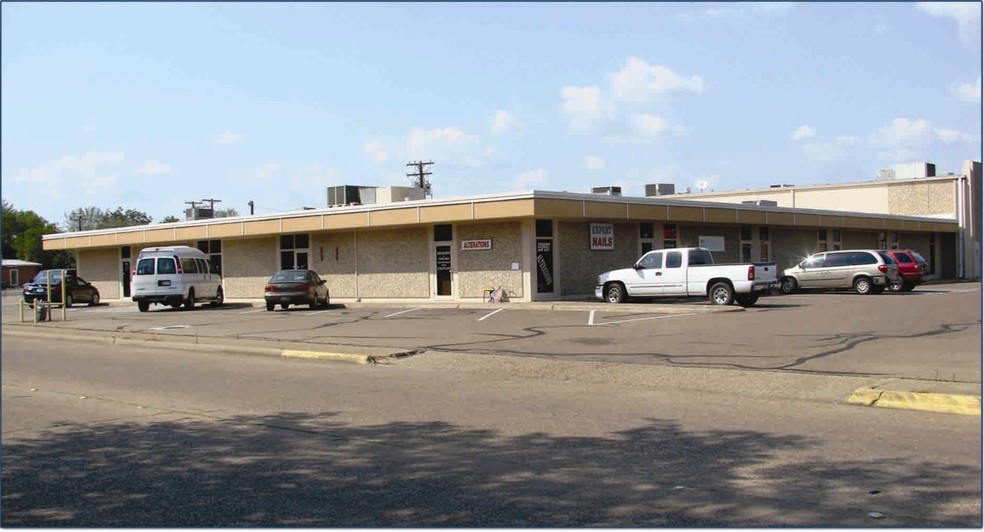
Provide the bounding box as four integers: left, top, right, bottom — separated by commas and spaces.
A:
131, 246, 224, 312
264, 269, 330, 311
595, 247, 777, 307
780, 249, 898, 295
886, 249, 929, 292
22, 270, 100, 307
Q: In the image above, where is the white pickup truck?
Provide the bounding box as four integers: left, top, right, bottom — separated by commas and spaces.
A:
594, 247, 778, 307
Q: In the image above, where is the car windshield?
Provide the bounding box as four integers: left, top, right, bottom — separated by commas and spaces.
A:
911, 251, 928, 263
271, 270, 309, 283
31, 271, 62, 284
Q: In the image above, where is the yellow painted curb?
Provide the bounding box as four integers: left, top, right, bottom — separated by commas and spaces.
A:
280, 349, 375, 364
848, 387, 981, 416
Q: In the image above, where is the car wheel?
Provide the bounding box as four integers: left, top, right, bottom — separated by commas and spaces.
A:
266, 302, 275, 311
211, 287, 224, 307
281, 303, 289, 310
889, 278, 903, 292
709, 282, 735, 306
780, 277, 798, 294
89, 293, 100, 306
65, 294, 74, 307
605, 283, 626, 304
735, 294, 759, 307
901, 283, 916, 292
309, 298, 318, 310
871, 285, 886, 294
138, 301, 150, 312
184, 288, 195, 310
854, 277, 872, 295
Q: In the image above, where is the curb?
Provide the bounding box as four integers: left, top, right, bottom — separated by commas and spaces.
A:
848, 387, 981, 416
1, 326, 401, 365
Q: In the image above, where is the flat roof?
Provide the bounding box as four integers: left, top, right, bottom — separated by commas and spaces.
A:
42, 190, 959, 251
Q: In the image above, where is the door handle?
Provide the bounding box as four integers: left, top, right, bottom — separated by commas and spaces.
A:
654, 272, 662, 276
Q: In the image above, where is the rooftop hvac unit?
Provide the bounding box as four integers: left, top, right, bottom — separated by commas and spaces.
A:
741, 200, 779, 207
185, 207, 214, 221
644, 183, 676, 197
876, 168, 896, 181
327, 185, 374, 207
592, 186, 622, 196
893, 162, 936, 180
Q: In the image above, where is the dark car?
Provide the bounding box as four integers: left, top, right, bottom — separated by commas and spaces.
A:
22, 270, 100, 307
264, 269, 330, 311
886, 249, 929, 292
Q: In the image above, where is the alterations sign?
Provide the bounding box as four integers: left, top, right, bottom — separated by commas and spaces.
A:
590, 223, 614, 250
461, 239, 492, 251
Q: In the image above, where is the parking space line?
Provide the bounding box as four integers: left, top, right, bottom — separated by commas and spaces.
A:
478, 308, 504, 321
385, 307, 422, 318
588, 310, 595, 326
304, 310, 333, 316
238, 309, 266, 314
600, 312, 699, 326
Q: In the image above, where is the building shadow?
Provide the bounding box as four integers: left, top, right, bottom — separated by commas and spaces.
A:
2, 411, 979, 527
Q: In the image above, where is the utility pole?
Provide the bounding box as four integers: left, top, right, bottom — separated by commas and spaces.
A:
201, 198, 222, 211
406, 160, 433, 198
76, 215, 86, 232
248, 201, 254, 215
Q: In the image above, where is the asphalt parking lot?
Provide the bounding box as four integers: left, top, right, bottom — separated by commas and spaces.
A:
3, 283, 980, 385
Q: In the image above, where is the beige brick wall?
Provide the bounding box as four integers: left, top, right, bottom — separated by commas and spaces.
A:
888, 181, 955, 216
356, 228, 429, 298
311, 232, 357, 299
842, 231, 879, 250
772, 228, 820, 271
78, 248, 121, 300
223, 237, 278, 298
558, 222, 638, 296
456, 222, 524, 300
678, 225, 741, 263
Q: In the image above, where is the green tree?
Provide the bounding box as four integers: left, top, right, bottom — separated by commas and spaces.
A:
215, 208, 239, 218
160, 215, 181, 223
64, 206, 152, 231
2, 199, 74, 268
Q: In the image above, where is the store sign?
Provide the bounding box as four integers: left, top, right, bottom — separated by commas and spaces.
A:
461, 239, 492, 251
590, 223, 614, 250
699, 236, 725, 252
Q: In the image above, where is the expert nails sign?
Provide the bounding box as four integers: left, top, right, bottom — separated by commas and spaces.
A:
590, 223, 614, 250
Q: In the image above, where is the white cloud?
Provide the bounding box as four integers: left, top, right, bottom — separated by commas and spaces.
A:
291, 162, 336, 194
610, 58, 705, 102
561, 85, 616, 134
10, 152, 125, 200
678, 3, 793, 21
514, 169, 546, 190
631, 113, 671, 135
406, 127, 481, 164
250, 163, 280, 184
917, 2, 982, 47
802, 134, 861, 162
217, 131, 246, 145
791, 125, 816, 141
871, 117, 973, 147
363, 139, 389, 163
491, 110, 520, 134
134, 160, 172, 175
585, 156, 606, 170
955, 76, 981, 102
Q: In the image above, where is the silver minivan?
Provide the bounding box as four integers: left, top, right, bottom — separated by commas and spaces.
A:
780, 249, 899, 295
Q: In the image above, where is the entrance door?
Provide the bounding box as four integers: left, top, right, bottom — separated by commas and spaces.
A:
122, 261, 131, 297
435, 244, 453, 297
10, 269, 18, 288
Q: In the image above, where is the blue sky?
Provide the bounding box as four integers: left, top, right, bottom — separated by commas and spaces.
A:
2, 2, 981, 228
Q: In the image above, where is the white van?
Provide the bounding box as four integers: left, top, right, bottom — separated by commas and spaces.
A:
131, 246, 224, 312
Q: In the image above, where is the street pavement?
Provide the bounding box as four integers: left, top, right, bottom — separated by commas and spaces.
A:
3, 282, 980, 415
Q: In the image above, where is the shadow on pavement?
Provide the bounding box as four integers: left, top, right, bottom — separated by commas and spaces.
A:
2, 412, 979, 527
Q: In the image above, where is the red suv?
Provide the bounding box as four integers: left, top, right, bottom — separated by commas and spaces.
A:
886, 249, 928, 292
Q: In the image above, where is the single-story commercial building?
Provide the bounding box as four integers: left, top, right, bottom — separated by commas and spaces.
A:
42, 189, 961, 303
